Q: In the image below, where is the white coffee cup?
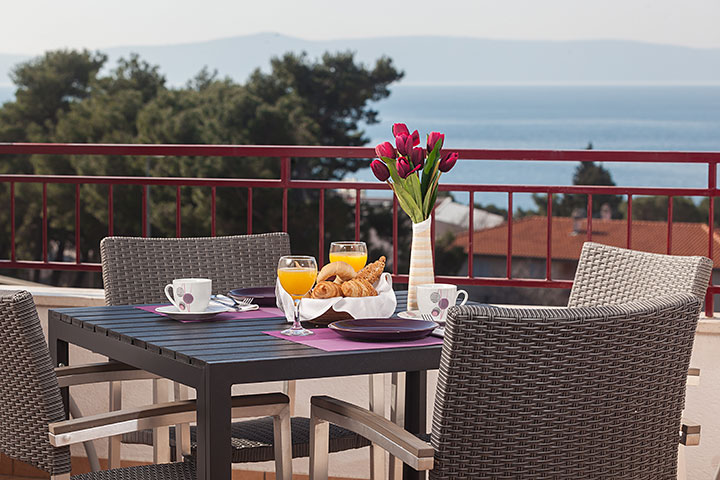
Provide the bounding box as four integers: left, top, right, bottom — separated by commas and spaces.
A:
164, 278, 212, 313
416, 283, 468, 322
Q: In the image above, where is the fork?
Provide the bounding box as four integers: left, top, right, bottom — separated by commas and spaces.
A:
211, 294, 254, 309
420, 313, 435, 323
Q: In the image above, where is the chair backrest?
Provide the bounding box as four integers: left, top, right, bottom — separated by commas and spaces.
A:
100, 233, 291, 305
568, 242, 713, 308
432, 294, 700, 479
0, 291, 70, 476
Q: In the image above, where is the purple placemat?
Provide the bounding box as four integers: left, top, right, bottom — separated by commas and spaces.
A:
137, 304, 284, 323
263, 327, 443, 352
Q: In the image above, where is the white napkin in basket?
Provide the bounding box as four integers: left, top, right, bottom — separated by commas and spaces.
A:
276, 272, 397, 323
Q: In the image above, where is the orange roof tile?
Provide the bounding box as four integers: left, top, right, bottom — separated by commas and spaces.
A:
454, 216, 720, 267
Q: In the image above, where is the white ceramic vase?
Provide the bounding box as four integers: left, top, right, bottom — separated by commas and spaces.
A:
407, 217, 435, 311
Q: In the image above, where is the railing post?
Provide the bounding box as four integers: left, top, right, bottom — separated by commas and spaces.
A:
281, 157, 290, 233
75, 184, 80, 264
108, 184, 114, 236
42, 182, 48, 263
319, 189, 325, 265
667, 196, 673, 254
707, 162, 716, 316
626, 194, 632, 248
211, 186, 216, 236
546, 193, 552, 280
10, 181, 15, 262
468, 191, 474, 278
506, 192, 513, 279
586, 194, 593, 241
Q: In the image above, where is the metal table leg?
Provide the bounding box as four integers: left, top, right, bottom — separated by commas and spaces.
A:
196, 367, 232, 480
403, 370, 427, 480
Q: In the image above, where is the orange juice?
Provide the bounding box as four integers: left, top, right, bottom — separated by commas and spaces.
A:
278, 267, 317, 299
329, 252, 368, 272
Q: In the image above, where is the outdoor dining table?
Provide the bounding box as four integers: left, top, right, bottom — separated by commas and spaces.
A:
48, 291, 442, 480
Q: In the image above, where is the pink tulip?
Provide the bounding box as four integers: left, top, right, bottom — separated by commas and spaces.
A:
411, 147, 425, 168
395, 134, 414, 156
439, 152, 459, 172
370, 159, 391, 181
427, 132, 444, 152
375, 141, 395, 159
411, 130, 420, 146
392, 123, 410, 137
397, 157, 422, 179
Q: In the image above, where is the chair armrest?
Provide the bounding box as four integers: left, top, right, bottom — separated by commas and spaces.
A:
687, 367, 700, 386
311, 395, 434, 471
680, 418, 700, 446
55, 361, 161, 387
49, 392, 288, 447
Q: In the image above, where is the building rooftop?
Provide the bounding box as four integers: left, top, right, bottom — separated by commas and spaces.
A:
454, 216, 720, 267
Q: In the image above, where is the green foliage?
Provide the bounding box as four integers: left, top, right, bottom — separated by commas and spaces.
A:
623, 196, 705, 223
0, 49, 404, 285
532, 161, 623, 218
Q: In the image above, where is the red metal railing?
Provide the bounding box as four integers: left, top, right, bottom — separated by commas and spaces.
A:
1, 143, 719, 315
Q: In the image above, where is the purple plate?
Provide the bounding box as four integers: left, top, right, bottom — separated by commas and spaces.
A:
228, 286, 276, 307
328, 318, 439, 342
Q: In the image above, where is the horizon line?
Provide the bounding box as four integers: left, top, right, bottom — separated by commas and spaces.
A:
2, 33, 720, 57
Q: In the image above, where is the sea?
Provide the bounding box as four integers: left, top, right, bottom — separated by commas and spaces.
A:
2, 84, 720, 211
359, 85, 720, 210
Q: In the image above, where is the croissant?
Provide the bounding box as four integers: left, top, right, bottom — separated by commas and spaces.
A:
357, 278, 378, 296
356, 256, 386, 285
310, 281, 343, 299
341, 279, 365, 297
317, 261, 356, 284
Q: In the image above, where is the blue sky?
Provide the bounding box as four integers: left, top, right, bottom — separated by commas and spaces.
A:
2, 0, 720, 54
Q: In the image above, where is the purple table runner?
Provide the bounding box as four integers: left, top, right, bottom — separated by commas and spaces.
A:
263, 328, 443, 352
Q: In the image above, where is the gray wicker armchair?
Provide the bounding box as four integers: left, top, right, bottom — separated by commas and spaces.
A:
309, 294, 701, 479
568, 241, 713, 308
310, 294, 700, 480
0, 290, 292, 480
100, 234, 369, 466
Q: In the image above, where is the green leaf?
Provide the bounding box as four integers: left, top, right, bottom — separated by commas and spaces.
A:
421, 140, 443, 200
389, 182, 422, 223
423, 171, 441, 217
407, 172, 424, 213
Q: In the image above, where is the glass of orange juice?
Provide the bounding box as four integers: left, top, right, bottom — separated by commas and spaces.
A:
278, 255, 317, 336
329, 241, 368, 272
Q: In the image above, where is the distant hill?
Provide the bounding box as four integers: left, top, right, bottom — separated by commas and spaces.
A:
1, 34, 719, 97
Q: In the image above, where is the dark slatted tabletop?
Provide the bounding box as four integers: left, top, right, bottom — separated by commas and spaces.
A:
49, 291, 442, 383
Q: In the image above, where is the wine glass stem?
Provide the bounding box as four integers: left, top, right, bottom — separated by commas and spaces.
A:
292, 298, 302, 330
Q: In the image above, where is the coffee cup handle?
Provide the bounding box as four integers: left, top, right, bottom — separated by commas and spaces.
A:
164, 284, 181, 309
456, 289, 469, 306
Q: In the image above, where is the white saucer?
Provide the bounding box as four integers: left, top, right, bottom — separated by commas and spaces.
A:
156, 304, 232, 321
397, 310, 446, 323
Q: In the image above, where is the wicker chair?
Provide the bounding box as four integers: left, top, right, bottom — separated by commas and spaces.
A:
100, 234, 369, 466
0, 289, 292, 480
309, 294, 701, 479
568, 241, 713, 308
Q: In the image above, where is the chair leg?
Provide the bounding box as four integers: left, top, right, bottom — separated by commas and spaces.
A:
388, 372, 406, 480
272, 405, 293, 480
152, 378, 171, 463
108, 381, 122, 469
369, 373, 387, 480
283, 380, 297, 416
68, 396, 101, 472
173, 382, 192, 460
678, 444, 687, 480
309, 410, 330, 480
